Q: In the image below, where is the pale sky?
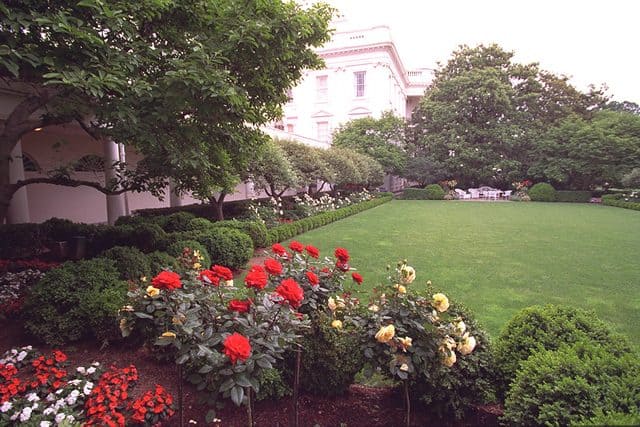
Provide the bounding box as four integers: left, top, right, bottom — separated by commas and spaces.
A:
328, 0, 640, 104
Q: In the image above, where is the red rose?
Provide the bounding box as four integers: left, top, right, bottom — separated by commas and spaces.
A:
305, 245, 319, 258
151, 271, 182, 290
212, 265, 233, 281
264, 258, 283, 276
289, 241, 304, 253
198, 269, 220, 286
228, 299, 252, 313
305, 271, 319, 286
223, 333, 251, 364
351, 272, 363, 284
334, 247, 350, 263
271, 243, 288, 257
336, 260, 350, 272
245, 265, 268, 290
275, 278, 304, 309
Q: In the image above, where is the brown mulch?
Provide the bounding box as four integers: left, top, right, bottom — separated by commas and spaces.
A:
0, 319, 501, 427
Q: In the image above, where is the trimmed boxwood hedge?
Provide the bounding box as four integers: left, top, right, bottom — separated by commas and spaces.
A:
267, 195, 392, 244
602, 193, 640, 211
556, 191, 592, 203
528, 183, 557, 202
211, 219, 269, 248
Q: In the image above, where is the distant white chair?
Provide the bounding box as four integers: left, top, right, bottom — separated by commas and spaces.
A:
454, 188, 471, 199
502, 190, 512, 199
486, 190, 498, 200
468, 188, 480, 199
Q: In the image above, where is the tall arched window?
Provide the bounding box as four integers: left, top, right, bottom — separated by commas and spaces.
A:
21, 152, 40, 172
74, 154, 104, 172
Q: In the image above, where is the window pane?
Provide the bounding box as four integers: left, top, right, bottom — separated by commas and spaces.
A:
354, 71, 365, 97
316, 75, 328, 102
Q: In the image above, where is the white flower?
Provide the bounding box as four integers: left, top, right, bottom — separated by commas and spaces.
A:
76, 367, 86, 375
83, 382, 94, 395
43, 407, 55, 416
55, 413, 66, 423
66, 415, 75, 423
40, 421, 52, 427
1, 402, 12, 413
17, 351, 27, 361
26, 392, 40, 402
87, 366, 96, 375
19, 407, 32, 422
66, 396, 77, 405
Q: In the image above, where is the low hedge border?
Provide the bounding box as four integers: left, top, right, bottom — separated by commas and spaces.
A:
556, 191, 592, 203
602, 194, 640, 211
267, 195, 393, 244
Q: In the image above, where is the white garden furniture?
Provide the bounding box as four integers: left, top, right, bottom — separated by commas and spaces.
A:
468, 188, 480, 199
455, 188, 472, 199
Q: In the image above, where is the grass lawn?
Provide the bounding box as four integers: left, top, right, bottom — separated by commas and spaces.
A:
289, 200, 640, 342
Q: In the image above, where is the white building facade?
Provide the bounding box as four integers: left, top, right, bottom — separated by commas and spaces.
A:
2, 20, 430, 224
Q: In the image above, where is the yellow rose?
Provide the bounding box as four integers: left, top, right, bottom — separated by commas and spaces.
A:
119, 318, 128, 332
398, 336, 413, 351
140, 276, 147, 283
193, 262, 202, 270
336, 296, 346, 309
146, 285, 160, 297
331, 319, 343, 330
459, 333, 477, 355
193, 249, 201, 259
445, 336, 457, 350
442, 350, 457, 367
399, 363, 409, 372
400, 265, 416, 284
454, 319, 466, 335
225, 280, 234, 287
328, 297, 337, 311
394, 284, 407, 294
368, 304, 379, 313
161, 331, 176, 339
432, 293, 450, 312
375, 324, 395, 343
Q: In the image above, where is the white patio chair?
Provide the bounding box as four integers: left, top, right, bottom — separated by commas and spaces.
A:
486, 190, 498, 200
454, 188, 471, 199
468, 188, 480, 199
502, 190, 512, 199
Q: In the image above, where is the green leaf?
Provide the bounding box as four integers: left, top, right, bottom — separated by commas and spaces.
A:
205, 410, 218, 424
256, 358, 272, 369
219, 378, 235, 392
134, 312, 154, 319
176, 353, 189, 365
198, 365, 214, 374
230, 386, 244, 406
234, 374, 252, 388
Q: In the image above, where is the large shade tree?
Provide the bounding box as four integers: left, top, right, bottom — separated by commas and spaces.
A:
0, 0, 333, 222
332, 111, 407, 175
529, 110, 640, 189
407, 44, 606, 188
247, 137, 300, 198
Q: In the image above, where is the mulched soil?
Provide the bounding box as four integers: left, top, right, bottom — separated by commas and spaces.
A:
0, 319, 501, 427
0, 250, 502, 426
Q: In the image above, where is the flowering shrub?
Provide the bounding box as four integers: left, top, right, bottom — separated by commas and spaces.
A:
0, 269, 44, 318
0, 347, 175, 426
511, 179, 532, 201
0, 259, 59, 273
360, 261, 490, 419
119, 251, 307, 412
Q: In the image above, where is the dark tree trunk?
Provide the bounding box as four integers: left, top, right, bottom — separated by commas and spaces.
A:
210, 192, 227, 221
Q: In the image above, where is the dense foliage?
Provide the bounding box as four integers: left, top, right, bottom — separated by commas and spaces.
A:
527, 182, 557, 202
502, 341, 640, 426
493, 304, 631, 398
22, 259, 127, 345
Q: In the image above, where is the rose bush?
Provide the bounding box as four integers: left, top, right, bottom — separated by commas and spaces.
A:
360, 261, 494, 419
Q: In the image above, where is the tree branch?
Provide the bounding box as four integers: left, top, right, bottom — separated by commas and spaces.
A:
9, 176, 137, 196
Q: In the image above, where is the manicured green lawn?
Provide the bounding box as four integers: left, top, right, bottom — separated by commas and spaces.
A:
290, 200, 640, 342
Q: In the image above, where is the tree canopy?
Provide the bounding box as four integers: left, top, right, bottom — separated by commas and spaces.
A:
0, 0, 333, 221
407, 44, 607, 188
332, 111, 407, 175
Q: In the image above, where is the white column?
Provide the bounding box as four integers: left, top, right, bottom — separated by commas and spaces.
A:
169, 179, 182, 207
103, 139, 126, 225
6, 140, 30, 224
